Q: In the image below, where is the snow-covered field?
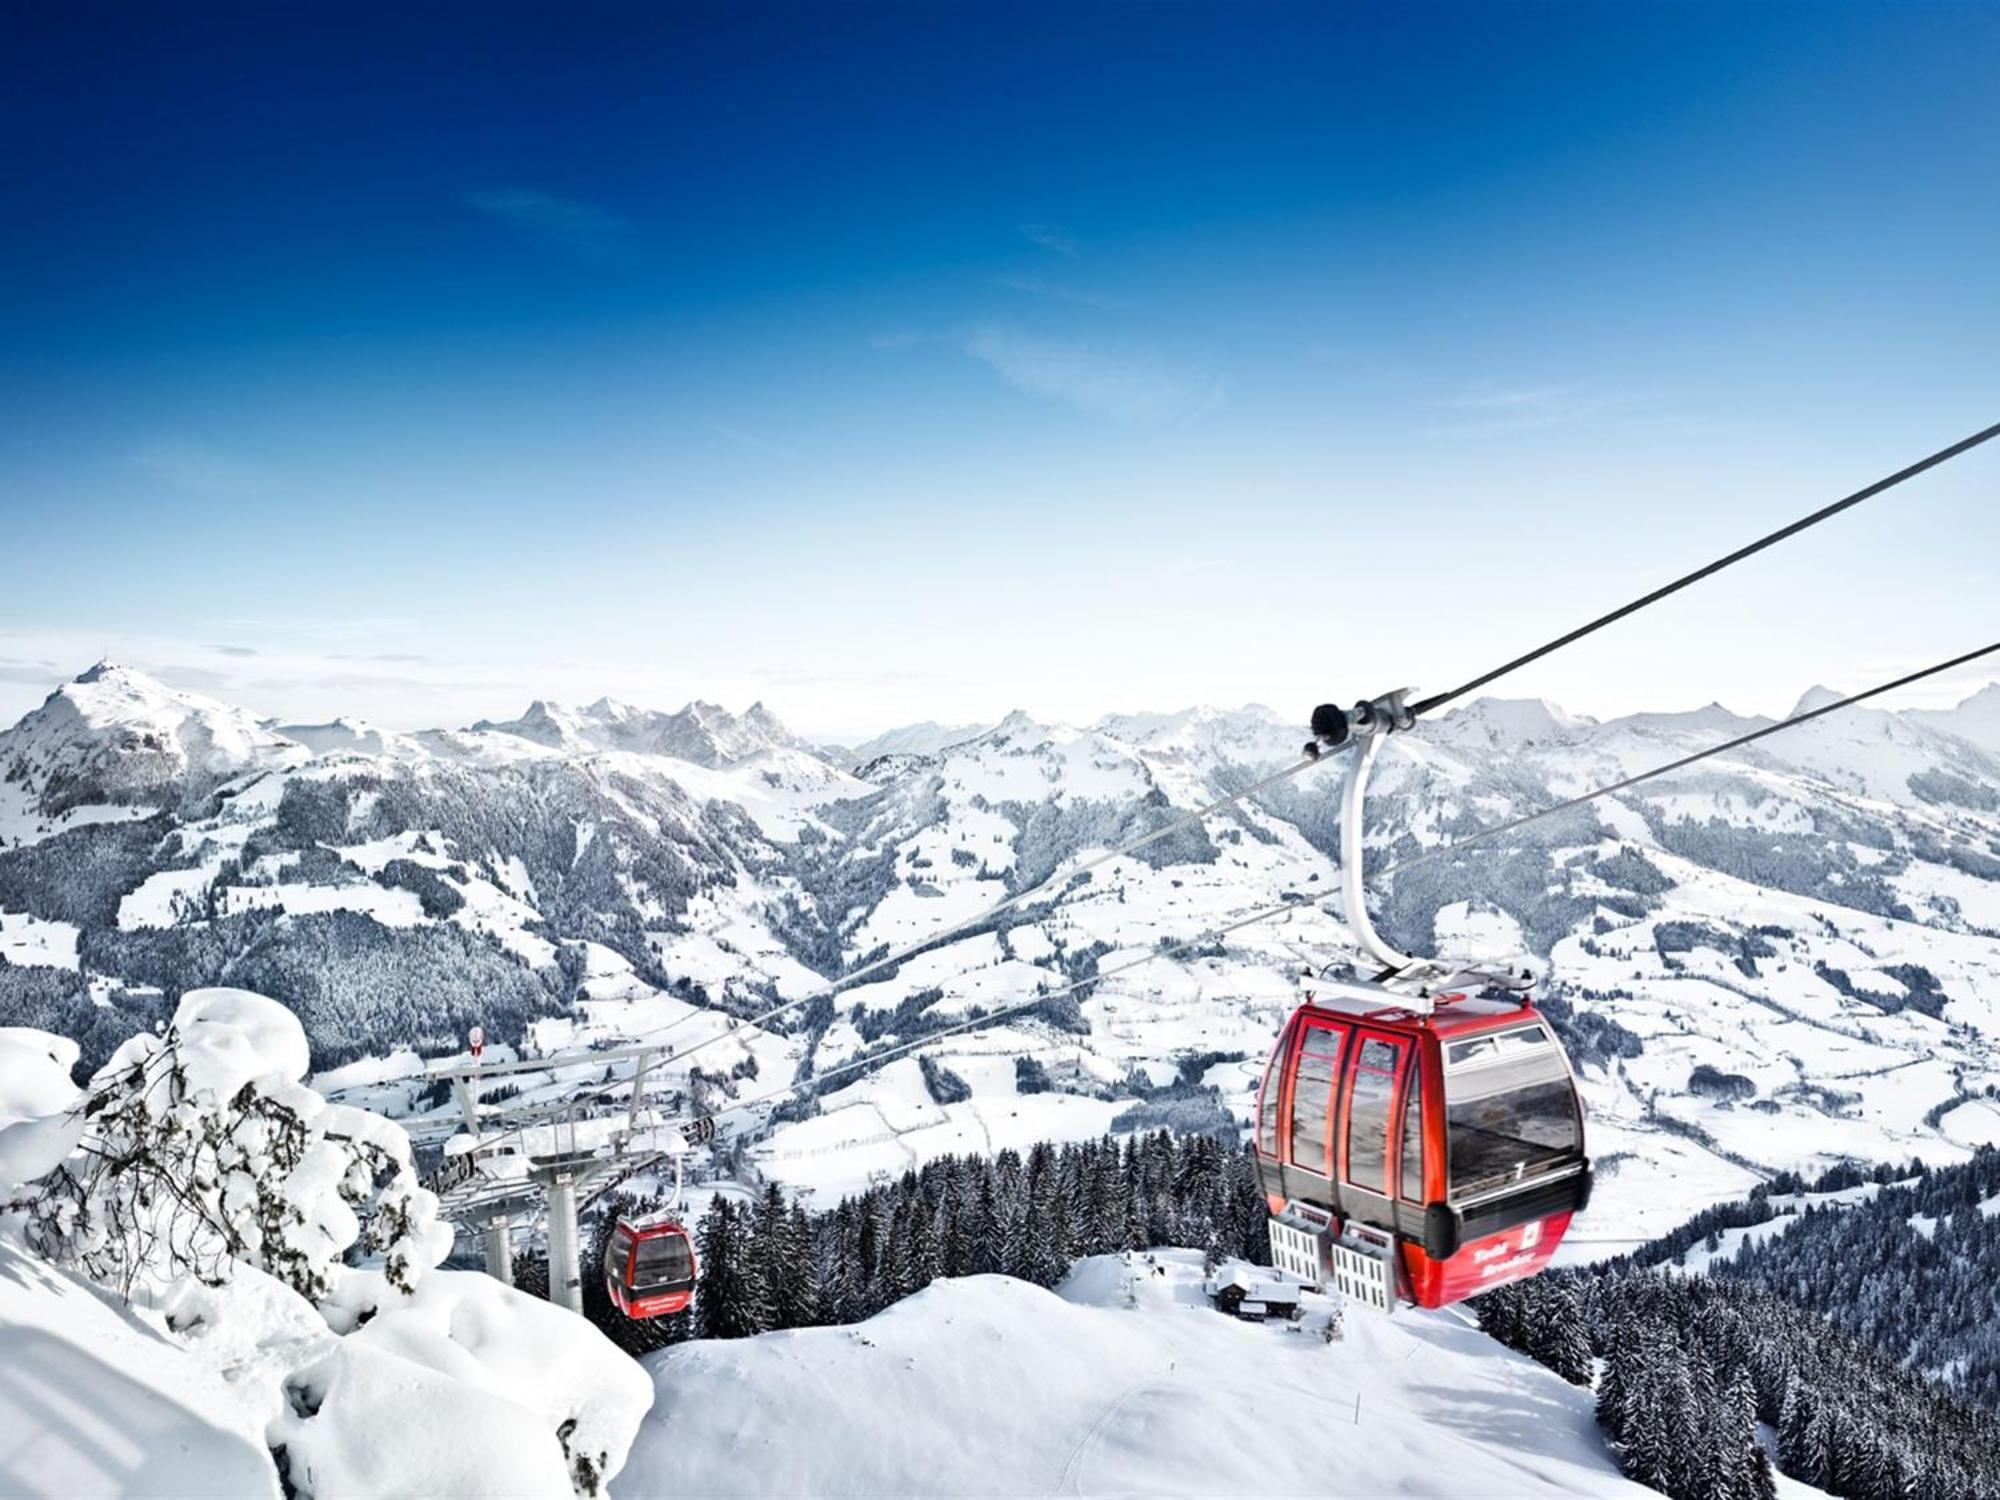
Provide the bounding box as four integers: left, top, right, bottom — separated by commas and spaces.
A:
622, 1248, 1658, 1499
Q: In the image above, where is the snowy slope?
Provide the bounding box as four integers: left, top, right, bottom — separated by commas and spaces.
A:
844, 719, 993, 768
620, 1249, 1659, 1499
0, 1241, 290, 1499
1911, 683, 2000, 756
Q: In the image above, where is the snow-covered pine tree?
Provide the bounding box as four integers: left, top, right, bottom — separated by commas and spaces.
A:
824, 1200, 865, 1321
1534, 1276, 1595, 1387
17, 988, 443, 1308
1617, 1325, 1677, 1495
966, 1167, 1002, 1276
1719, 1361, 1774, 1500
787, 1202, 824, 1327
1596, 1314, 1636, 1446
695, 1196, 759, 1339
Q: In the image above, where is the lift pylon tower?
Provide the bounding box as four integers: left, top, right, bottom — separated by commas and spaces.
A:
420, 1031, 710, 1315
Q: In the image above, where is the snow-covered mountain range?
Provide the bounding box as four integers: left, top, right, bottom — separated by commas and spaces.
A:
3, 662, 1999, 1246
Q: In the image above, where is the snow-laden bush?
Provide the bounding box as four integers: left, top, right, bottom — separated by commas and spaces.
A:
15, 987, 450, 1305
1, 987, 651, 1497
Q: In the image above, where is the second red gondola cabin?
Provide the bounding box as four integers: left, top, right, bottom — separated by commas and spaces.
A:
604, 1214, 698, 1319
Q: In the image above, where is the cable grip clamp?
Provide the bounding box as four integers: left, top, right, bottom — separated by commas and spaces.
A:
1304, 688, 1416, 758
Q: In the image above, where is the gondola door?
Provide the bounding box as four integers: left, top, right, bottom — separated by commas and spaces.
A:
1281, 1017, 1350, 1207
1336, 1030, 1412, 1242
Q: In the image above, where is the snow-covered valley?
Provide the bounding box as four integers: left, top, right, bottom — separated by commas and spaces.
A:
6, 663, 1997, 1248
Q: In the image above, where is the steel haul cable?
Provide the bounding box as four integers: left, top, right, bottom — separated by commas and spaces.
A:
1408, 420, 2000, 717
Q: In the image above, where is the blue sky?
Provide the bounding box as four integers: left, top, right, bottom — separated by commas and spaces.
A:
2, 2, 1996, 739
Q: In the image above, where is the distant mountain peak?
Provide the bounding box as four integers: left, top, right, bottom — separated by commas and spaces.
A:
1, 662, 303, 820
1791, 684, 1847, 716
468, 694, 810, 767
1428, 696, 1590, 749
1908, 677, 2000, 755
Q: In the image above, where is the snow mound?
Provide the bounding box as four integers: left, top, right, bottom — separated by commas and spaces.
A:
0, 1241, 288, 1499
274, 1340, 576, 1500
621, 1251, 1652, 1498
313, 1269, 654, 1493
156, 988, 312, 1100
0, 1028, 84, 1191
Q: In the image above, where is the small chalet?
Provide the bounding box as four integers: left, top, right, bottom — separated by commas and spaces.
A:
1205, 1265, 1303, 1322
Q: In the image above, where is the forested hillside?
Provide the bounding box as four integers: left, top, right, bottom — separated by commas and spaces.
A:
1481, 1149, 2000, 1500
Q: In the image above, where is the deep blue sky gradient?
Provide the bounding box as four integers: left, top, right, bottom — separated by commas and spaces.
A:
3, 3, 1997, 735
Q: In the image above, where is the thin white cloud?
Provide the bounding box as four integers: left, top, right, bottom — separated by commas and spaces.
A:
131, 438, 267, 497
1422, 385, 1631, 438
712, 423, 798, 460
463, 187, 637, 265
993, 274, 1130, 311
1019, 222, 1080, 258
962, 326, 1224, 424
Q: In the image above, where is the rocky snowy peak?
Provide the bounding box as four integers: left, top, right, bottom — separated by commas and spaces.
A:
470, 696, 814, 768
1790, 684, 1849, 716
470, 698, 597, 751
0, 663, 305, 826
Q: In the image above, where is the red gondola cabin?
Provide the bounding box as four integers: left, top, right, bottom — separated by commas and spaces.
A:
604, 1215, 698, 1319
1253, 979, 1589, 1312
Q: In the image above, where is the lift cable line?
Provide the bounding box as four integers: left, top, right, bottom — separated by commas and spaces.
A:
1407, 420, 2000, 718
695, 637, 1999, 1132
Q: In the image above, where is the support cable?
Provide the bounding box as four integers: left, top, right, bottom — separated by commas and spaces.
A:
1409, 421, 2000, 717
